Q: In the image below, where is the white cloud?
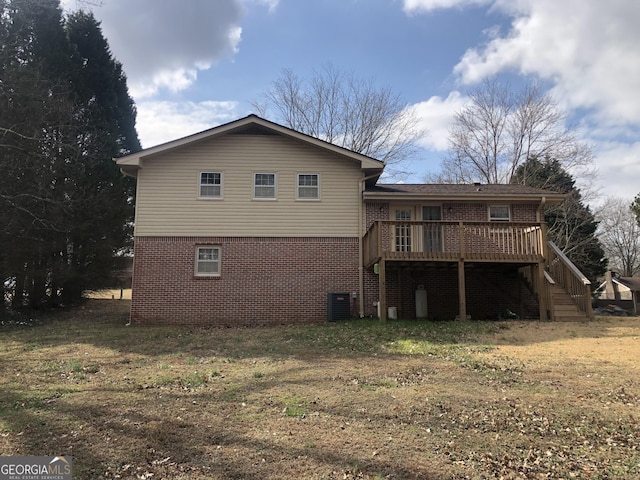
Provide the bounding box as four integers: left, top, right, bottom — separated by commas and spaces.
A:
403, 0, 491, 13
410, 91, 469, 151
130, 68, 200, 99
404, 0, 640, 200
593, 141, 640, 201
136, 101, 240, 148
62, 0, 248, 99
451, 0, 640, 127
246, 0, 280, 13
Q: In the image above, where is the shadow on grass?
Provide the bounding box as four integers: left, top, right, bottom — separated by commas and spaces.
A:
3, 358, 636, 479
0, 372, 456, 479
2, 301, 639, 479
3, 300, 638, 360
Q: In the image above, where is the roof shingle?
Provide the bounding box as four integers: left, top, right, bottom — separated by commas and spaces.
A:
366, 183, 562, 195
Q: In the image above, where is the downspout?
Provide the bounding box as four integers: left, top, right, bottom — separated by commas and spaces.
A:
358, 172, 381, 317
538, 195, 548, 259
537, 196, 546, 223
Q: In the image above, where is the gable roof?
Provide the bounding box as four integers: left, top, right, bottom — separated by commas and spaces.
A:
364, 183, 565, 203
595, 273, 640, 294
115, 114, 385, 178
618, 276, 640, 291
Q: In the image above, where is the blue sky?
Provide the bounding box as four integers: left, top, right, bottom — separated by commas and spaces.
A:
63, 0, 640, 202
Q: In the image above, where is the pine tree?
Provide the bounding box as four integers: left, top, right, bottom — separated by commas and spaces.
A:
0, 0, 75, 308
632, 194, 640, 227
60, 10, 140, 302
1, 1, 140, 309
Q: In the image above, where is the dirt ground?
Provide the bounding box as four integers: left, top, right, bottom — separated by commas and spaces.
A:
0, 300, 638, 479
85, 288, 132, 300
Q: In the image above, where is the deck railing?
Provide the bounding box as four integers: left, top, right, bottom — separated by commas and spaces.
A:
363, 220, 545, 267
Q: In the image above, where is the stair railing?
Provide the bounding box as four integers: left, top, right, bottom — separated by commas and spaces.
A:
546, 241, 593, 319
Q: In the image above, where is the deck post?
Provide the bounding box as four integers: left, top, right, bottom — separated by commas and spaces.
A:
458, 260, 466, 321
538, 261, 548, 321
584, 283, 594, 319
457, 222, 467, 321
379, 258, 387, 321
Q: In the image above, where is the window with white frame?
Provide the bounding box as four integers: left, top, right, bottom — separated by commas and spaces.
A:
253, 173, 276, 199
489, 205, 511, 222
199, 172, 222, 198
297, 173, 319, 199
195, 246, 221, 276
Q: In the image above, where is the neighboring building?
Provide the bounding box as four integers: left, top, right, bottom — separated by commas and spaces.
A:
594, 271, 640, 314
116, 115, 591, 326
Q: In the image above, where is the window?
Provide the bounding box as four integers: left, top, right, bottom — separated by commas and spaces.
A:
254, 173, 276, 199
199, 172, 222, 198
195, 246, 220, 276
489, 205, 510, 222
297, 173, 319, 199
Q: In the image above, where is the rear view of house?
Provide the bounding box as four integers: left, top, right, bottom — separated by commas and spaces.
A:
116, 115, 383, 325
116, 115, 592, 325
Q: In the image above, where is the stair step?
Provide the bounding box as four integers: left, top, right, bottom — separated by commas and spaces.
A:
554, 314, 590, 321
554, 303, 580, 309
549, 285, 590, 321
553, 299, 577, 305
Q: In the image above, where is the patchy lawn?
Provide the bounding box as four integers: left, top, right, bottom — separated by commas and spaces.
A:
0, 300, 638, 479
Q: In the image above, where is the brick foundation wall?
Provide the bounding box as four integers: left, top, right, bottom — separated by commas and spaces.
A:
131, 236, 359, 326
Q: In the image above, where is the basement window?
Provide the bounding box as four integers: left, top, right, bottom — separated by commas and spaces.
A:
195, 246, 221, 276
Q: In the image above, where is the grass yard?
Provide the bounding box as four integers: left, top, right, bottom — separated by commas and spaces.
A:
1, 300, 639, 479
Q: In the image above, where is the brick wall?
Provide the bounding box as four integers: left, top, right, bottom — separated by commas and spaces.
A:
131, 236, 359, 326
441, 202, 538, 222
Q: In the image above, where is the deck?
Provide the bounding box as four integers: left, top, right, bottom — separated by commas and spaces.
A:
363, 221, 593, 322
363, 220, 546, 267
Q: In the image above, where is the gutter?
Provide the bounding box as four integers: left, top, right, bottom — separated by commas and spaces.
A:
363, 192, 565, 204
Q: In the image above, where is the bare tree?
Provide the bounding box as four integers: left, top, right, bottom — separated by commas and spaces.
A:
253, 65, 423, 178
438, 78, 592, 184
597, 197, 640, 276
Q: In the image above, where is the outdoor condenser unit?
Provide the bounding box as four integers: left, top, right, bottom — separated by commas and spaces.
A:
327, 292, 350, 322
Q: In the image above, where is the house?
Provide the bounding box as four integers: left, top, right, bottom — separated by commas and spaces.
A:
594, 271, 640, 314
115, 115, 592, 325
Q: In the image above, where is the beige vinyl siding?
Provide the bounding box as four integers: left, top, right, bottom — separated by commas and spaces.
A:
134, 134, 362, 237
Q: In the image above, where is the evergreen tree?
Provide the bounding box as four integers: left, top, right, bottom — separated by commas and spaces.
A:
0, 0, 75, 308
60, 10, 140, 302
512, 157, 607, 284
1, 1, 140, 309
632, 194, 640, 227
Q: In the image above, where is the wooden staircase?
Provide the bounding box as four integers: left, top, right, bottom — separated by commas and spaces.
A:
545, 241, 593, 321
550, 284, 590, 321
519, 241, 594, 321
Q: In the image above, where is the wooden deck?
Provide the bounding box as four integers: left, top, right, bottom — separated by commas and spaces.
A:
363, 220, 546, 267
363, 221, 592, 322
